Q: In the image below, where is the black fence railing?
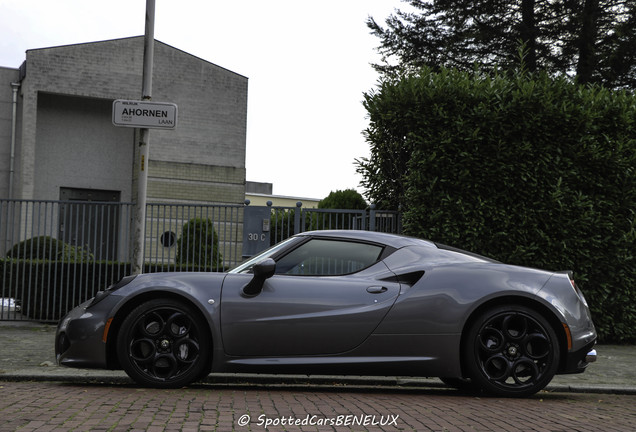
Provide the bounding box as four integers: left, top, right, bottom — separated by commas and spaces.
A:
0, 199, 401, 322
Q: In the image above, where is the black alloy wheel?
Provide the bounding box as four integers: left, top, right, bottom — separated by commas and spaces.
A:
117, 298, 211, 388
465, 304, 560, 397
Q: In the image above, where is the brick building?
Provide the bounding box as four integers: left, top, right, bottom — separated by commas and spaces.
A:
0, 36, 248, 205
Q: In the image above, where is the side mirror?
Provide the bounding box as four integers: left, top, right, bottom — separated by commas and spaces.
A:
241, 258, 276, 297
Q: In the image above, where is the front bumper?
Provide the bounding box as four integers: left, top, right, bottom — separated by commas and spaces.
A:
55, 298, 115, 369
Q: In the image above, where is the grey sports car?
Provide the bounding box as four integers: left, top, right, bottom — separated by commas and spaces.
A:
56, 230, 597, 397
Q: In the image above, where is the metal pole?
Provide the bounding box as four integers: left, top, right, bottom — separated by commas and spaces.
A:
132, 0, 155, 275
9, 82, 20, 200
142, 0, 155, 100
294, 202, 302, 234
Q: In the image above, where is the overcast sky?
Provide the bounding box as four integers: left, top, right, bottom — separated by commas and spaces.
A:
0, 0, 404, 200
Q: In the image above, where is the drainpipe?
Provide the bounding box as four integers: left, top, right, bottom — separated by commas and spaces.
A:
9, 82, 20, 200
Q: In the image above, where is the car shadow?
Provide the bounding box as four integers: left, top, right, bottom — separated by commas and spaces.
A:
52, 378, 575, 400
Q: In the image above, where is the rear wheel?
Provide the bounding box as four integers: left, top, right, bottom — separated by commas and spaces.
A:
465, 305, 560, 397
117, 298, 211, 388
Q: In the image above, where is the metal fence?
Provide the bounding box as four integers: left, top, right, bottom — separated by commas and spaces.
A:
0, 199, 400, 322
268, 203, 401, 243
144, 202, 244, 272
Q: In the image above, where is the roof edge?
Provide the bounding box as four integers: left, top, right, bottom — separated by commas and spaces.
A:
25, 36, 248, 80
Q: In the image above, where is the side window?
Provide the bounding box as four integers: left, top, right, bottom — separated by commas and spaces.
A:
275, 239, 383, 276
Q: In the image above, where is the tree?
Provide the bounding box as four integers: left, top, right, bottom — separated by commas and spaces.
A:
313, 190, 369, 231
368, 0, 636, 88
318, 189, 368, 209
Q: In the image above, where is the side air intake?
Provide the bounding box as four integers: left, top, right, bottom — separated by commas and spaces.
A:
381, 271, 425, 287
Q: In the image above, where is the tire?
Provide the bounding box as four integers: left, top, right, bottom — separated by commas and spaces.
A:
117, 298, 211, 388
464, 304, 560, 397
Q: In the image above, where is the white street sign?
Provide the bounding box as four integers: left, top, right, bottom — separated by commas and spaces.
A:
112, 99, 178, 129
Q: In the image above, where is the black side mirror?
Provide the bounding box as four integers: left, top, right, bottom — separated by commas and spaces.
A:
241, 258, 276, 297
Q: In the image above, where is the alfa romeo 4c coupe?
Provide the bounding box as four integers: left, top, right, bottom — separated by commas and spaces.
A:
56, 230, 597, 397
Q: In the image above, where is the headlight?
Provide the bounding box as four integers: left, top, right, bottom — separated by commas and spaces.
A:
88, 290, 110, 308
87, 275, 137, 308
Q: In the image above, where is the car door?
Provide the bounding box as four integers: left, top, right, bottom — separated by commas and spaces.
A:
220, 238, 401, 356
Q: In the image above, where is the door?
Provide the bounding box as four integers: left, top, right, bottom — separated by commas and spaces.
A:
220, 238, 401, 356
59, 187, 120, 261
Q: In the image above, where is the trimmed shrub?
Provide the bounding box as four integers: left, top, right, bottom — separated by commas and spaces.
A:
6, 236, 66, 260
175, 218, 222, 270
360, 67, 636, 342
6, 236, 94, 262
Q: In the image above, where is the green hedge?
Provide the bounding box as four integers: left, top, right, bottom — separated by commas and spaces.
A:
360, 68, 636, 343
0, 260, 213, 322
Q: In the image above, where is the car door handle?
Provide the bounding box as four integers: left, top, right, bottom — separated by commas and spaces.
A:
367, 286, 388, 294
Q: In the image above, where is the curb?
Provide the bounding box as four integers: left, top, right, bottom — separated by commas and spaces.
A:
2, 371, 635, 396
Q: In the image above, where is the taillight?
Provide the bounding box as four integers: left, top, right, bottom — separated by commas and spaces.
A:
569, 277, 589, 308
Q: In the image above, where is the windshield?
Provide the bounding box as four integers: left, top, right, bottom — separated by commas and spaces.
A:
229, 236, 300, 274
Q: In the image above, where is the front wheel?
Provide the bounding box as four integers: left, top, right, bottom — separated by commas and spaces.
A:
117, 298, 211, 388
465, 305, 560, 397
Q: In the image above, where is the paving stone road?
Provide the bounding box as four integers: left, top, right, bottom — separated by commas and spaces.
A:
0, 380, 635, 431
0, 322, 635, 431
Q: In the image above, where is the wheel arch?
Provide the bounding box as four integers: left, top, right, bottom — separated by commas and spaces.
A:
458, 295, 569, 378
105, 290, 214, 370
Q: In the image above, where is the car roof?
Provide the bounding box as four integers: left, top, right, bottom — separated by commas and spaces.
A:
297, 230, 437, 249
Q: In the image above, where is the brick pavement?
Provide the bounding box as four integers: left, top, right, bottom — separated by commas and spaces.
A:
0, 381, 635, 432
1, 321, 636, 431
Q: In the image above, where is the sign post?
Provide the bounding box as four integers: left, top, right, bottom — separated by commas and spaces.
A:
133, 0, 155, 275
112, 1, 177, 275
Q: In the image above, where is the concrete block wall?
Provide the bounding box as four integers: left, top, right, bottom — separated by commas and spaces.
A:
0, 67, 20, 199
148, 160, 245, 204
16, 36, 248, 205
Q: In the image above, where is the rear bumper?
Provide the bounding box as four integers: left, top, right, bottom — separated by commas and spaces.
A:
559, 342, 597, 375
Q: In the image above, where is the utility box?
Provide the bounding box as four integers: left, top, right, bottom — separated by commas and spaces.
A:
242, 206, 271, 259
